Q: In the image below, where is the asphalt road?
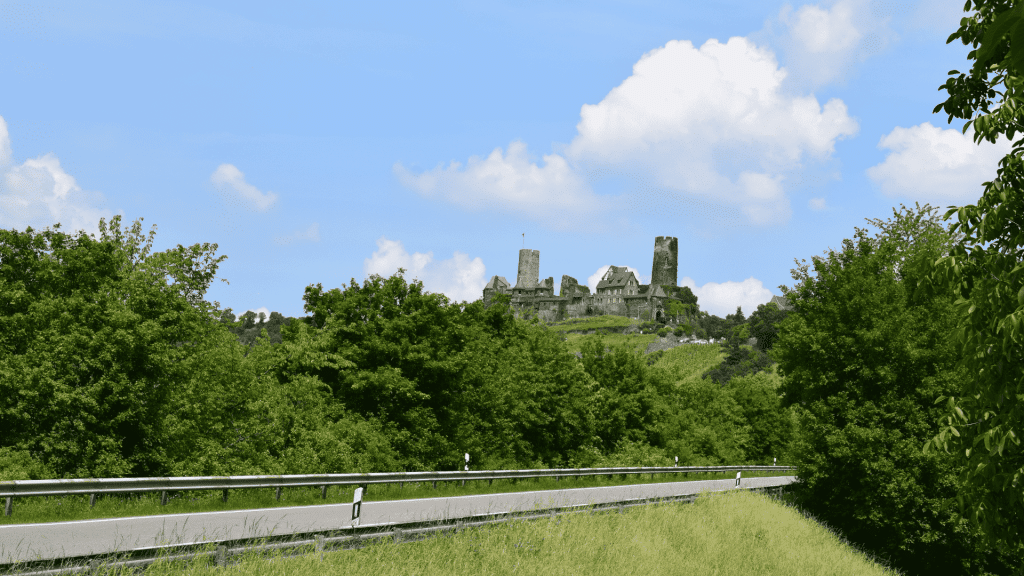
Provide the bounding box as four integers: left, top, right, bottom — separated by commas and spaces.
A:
0, 475, 795, 564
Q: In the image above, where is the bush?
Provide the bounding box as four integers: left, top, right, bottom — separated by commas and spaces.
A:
657, 328, 669, 337
673, 327, 684, 337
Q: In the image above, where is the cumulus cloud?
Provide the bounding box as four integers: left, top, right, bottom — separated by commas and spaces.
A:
273, 222, 320, 245
586, 264, 644, 294
866, 122, 1012, 205
364, 236, 487, 304
397, 32, 857, 229
758, 0, 898, 93
210, 163, 278, 212
238, 307, 272, 323
0, 115, 116, 239
394, 141, 620, 231
809, 197, 827, 210
680, 276, 776, 319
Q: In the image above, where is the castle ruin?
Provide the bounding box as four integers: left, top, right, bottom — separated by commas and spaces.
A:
483, 236, 686, 323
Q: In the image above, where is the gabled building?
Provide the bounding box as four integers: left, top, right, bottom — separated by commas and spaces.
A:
769, 294, 792, 311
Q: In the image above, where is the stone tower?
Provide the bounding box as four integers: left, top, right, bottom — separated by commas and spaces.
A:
651, 236, 678, 287
514, 249, 540, 289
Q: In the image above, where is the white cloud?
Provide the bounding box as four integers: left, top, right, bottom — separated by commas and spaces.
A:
273, 222, 320, 245
586, 264, 644, 294
680, 276, 775, 318
239, 307, 272, 323
760, 0, 898, 92
397, 33, 857, 229
0, 115, 116, 239
210, 163, 278, 212
786, 1, 862, 54
866, 122, 1013, 205
0, 118, 12, 168
809, 197, 827, 210
394, 141, 618, 231
364, 236, 487, 304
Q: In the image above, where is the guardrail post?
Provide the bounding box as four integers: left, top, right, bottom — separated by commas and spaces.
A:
275, 487, 282, 501
393, 527, 404, 543
222, 489, 229, 503
351, 484, 365, 526
321, 485, 327, 499
216, 544, 227, 567
4, 497, 11, 517
432, 481, 437, 490
488, 478, 492, 486
315, 534, 325, 553
160, 491, 168, 506
89, 493, 96, 508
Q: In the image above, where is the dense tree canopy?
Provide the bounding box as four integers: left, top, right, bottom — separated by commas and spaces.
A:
0, 216, 230, 477
920, 0, 1024, 553
773, 204, 1021, 575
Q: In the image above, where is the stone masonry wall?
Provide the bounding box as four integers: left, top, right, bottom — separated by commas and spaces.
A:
515, 249, 540, 289
651, 236, 678, 287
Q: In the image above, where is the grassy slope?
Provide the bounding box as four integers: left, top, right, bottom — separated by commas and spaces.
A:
112, 490, 899, 576
540, 315, 642, 333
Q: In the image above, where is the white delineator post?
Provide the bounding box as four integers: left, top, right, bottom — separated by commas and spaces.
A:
351, 485, 365, 526
774, 457, 777, 466
674, 456, 678, 467
462, 453, 469, 487
735, 471, 742, 488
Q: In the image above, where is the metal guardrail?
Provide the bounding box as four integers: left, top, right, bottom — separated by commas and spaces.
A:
0, 482, 794, 576
1, 465, 795, 516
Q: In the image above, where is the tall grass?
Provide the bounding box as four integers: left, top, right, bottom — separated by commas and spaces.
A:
46, 489, 901, 576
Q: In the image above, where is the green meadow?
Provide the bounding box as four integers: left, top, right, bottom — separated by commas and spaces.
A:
24, 489, 901, 576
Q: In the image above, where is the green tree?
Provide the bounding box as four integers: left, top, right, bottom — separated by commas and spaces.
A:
295, 271, 470, 471
458, 317, 600, 470
773, 205, 1020, 575
726, 371, 794, 465
664, 375, 749, 465
577, 338, 675, 454
0, 216, 229, 478
920, 0, 1024, 553
747, 301, 789, 352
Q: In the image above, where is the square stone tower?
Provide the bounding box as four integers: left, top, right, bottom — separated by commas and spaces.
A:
514, 249, 540, 289
651, 236, 678, 287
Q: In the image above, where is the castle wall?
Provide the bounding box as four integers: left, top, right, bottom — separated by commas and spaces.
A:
487, 237, 681, 323
651, 236, 678, 287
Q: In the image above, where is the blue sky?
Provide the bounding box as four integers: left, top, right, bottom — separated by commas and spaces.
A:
0, 0, 1011, 320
